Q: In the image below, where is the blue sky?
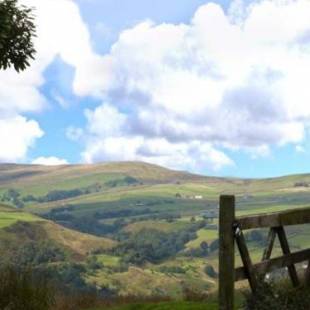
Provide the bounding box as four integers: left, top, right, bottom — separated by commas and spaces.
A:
1, 0, 310, 178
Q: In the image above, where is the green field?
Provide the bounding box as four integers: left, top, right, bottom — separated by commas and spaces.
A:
186, 229, 218, 249
0, 210, 42, 228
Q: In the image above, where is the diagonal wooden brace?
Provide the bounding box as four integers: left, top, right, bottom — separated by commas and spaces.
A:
275, 226, 299, 287
234, 222, 258, 293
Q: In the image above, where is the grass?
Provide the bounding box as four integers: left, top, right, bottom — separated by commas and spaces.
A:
0, 215, 117, 261
89, 301, 218, 310
0, 210, 43, 228
185, 229, 218, 249
95, 254, 120, 267
3, 162, 310, 302
42, 221, 117, 256
236, 203, 310, 216
19, 173, 128, 196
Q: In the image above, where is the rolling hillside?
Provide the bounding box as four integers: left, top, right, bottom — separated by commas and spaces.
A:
0, 203, 116, 260
1, 161, 310, 298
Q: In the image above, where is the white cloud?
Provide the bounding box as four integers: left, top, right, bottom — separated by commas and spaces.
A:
82, 135, 234, 172
32, 156, 69, 166
0, 0, 100, 162
73, 0, 310, 171
84, 104, 127, 137
0, 0, 97, 114
4, 0, 310, 170
0, 116, 43, 162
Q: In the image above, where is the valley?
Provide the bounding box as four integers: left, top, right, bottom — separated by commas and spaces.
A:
1, 161, 310, 299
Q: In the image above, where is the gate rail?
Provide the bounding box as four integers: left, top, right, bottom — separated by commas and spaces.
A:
218, 195, 310, 310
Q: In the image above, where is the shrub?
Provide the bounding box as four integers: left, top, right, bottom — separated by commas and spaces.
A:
243, 278, 310, 310
204, 265, 217, 278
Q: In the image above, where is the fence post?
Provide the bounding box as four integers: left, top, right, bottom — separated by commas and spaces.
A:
219, 195, 235, 310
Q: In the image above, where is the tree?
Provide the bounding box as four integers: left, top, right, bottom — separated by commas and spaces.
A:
0, 0, 36, 72
190, 216, 196, 223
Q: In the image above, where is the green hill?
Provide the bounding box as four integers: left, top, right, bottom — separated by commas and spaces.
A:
1, 161, 310, 299
0, 203, 116, 260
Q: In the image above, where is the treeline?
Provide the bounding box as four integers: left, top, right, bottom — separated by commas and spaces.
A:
44, 208, 179, 237
1, 176, 139, 207
93, 208, 157, 220
23, 185, 99, 203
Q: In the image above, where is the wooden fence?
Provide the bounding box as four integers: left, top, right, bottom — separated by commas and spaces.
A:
218, 195, 310, 310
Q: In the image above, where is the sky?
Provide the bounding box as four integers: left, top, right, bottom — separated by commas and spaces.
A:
1, 0, 310, 178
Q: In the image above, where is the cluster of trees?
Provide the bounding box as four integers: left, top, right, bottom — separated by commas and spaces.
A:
45, 208, 182, 237
10, 241, 66, 267
111, 227, 198, 265
105, 176, 139, 188
0, 239, 67, 268
1, 187, 87, 207
67, 216, 126, 237
1, 189, 24, 208
23, 188, 91, 204
294, 182, 309, 188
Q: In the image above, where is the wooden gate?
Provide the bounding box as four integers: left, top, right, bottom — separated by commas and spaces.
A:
218, 195, 310, 310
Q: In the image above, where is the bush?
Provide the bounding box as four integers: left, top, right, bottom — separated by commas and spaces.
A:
243, 279, 310, 310
204, 265, 217, 278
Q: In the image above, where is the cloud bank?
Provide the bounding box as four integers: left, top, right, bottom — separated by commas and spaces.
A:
71, 0, 310, 171
2, 0, 310, 172
32, 156, 69, 166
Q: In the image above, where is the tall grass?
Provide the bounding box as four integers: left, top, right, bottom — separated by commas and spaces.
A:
0, 266, 54, 310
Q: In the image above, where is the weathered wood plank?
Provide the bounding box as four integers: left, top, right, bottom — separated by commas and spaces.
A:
275, 226, 299, 286
262, 227, 276, 261
235, 248, 310, 281
219, 195, 235, 310
237, 207, 310, 230
235, 224, 258, 292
